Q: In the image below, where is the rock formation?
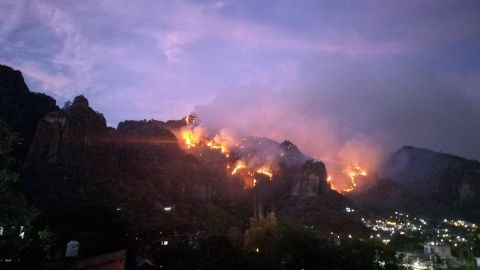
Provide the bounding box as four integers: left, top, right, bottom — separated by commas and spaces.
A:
292, 160, 329, 196
0, 65, 58, 163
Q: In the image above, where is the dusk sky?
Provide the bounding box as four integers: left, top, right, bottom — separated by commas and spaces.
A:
1, 0, 480, 163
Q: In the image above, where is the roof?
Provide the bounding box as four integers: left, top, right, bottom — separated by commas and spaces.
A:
74, 250, 127, 269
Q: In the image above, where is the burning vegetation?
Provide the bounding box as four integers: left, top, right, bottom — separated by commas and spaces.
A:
329, 164, 368, 193
176, 115, 370, 193
177, 119, 275, 188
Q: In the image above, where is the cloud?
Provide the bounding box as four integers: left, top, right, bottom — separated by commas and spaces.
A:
0, 1, 26, 40
0, 0, 479, 163
15, 62, 70, 94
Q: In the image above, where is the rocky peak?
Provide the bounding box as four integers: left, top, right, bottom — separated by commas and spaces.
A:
0, 65, 58, 163
62, 95, 107, 132
0, 64, 29, 95
72, 95, 89, 108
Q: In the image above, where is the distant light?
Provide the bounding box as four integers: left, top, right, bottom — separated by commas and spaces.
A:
255, 248, 260, 253
161, 240, 168, 246
164, 206, 172, 212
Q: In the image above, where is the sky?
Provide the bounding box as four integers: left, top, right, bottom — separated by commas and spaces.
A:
1, 0, 480, 166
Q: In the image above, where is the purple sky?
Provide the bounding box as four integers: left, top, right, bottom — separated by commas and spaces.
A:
1, 0, 480, 162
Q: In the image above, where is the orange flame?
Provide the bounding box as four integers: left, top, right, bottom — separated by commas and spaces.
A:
206, 140, 228, 154
231, 160, 247, 175
255, 166, 273, 179
340, 165, 367, 193
178, 121, 276, 189
182, 129, 200, 148
327, 176, 338, 191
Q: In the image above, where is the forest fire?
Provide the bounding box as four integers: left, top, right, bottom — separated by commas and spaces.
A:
206, 140, 228, 154
182, 129, 199, 148
340, 165, 368, 193
231, 160, 247, 175
179, 124, 274, 189
255, 166, 273, 178
178, 118, 369, 192
180, 127, 230, 154
326, 165, 368, 193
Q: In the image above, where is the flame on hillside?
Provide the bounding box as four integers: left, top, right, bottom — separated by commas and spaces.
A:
182, 129, 200, 148
177, 116, 371, 193
343, 164, 367, 192
231, 160, 246, 175
328, 164, 368, 193
178, 124, 273, 189
255, 165, 273, 178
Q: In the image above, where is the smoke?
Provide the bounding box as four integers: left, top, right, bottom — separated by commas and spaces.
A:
193, 65, 480, 190
193, 86, 382, 189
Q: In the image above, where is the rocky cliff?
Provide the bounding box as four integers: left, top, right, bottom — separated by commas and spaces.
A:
0, 65, 58, 163
23, 95, 236, 236
292, 160, 329, 196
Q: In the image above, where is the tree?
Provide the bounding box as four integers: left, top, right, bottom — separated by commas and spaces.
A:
0, 120, 39, 261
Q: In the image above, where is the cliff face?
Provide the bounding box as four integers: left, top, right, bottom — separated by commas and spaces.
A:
292, 160, 329, 197
23, 96, 226, 217
0, 65, 58, 163
24, 96, 112, 209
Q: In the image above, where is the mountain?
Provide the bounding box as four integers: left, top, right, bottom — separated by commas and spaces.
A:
351, 146, 480, 222
18, 93, 366, 255
0, 64, 365, 257
0, 65, 58, 164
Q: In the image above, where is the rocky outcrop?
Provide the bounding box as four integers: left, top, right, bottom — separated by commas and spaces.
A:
292, 160, 329, 196
0, 65, 58, 163
23, 95, 111, 208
